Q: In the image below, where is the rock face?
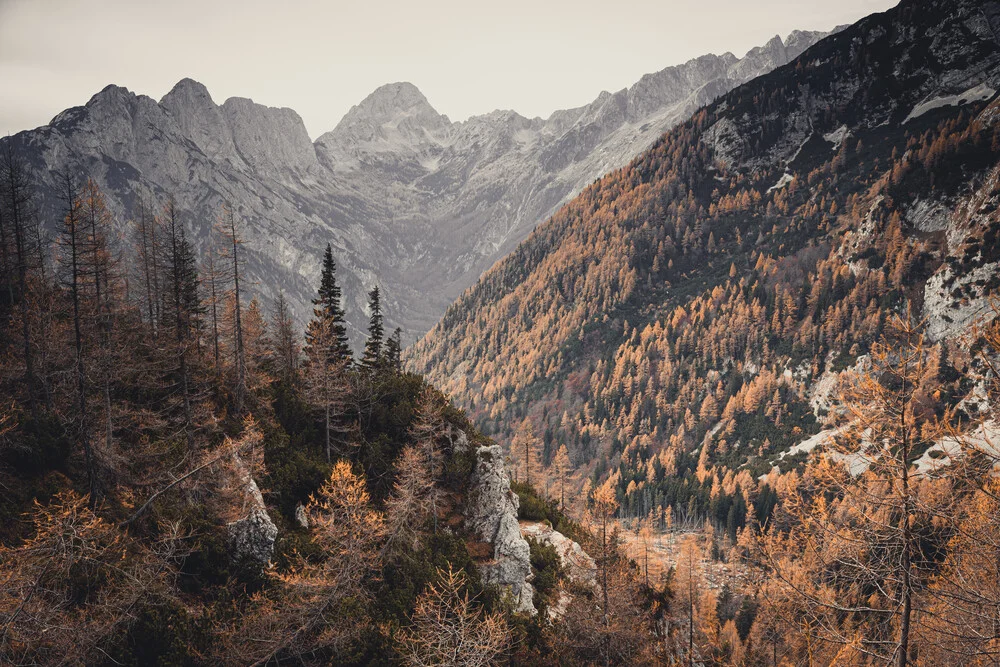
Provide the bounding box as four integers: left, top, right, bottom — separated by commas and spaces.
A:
1, 29, 834, 348
229, 507, 279, 567
465, 444, 536, 615
520, 522, 596, 588
227, 454, 278, 567
521, 521, 597, 621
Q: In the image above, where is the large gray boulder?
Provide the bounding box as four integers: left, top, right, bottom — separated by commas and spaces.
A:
228, 506, 278, 567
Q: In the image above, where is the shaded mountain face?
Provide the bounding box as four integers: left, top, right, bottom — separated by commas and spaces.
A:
2, 30, 832, 349
410, 0, 1000, 498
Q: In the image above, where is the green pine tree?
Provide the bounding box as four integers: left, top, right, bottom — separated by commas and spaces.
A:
177, 227, 203, 337
385, 327, 403, 373
361, 285, 384, 371
305, 244, 351, 364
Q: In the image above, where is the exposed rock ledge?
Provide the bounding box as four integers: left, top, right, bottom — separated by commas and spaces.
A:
464, 443, 537, 615
521, 521, 597, 620
520, 521, 596, 587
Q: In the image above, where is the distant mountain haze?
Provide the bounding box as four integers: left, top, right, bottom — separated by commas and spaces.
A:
2, 29, 836, 350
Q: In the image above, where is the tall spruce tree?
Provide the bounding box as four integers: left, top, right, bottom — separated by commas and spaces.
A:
361, 286, 384, 371
57, 172, 98, 504
385, 327, 403, 373
2, 144, 41, 416
306, 244, 350, 363
303, 244, 351, 461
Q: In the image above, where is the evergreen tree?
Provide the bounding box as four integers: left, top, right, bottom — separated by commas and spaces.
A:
57, 172, 98, 503
385, 327, 403, 373
306, 244, 350, 363
162, 199, 197, 451
552, 443, 572, 509
303, 245, 351, 461
361, 285, 384, 371
177, 227, 202, 337
270, 290, 299, 384
2, 144, 42, 416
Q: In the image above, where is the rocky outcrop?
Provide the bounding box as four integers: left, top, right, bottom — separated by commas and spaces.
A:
227, 454, 278, 567
521, 521, 597, 621
521, 522, 596, 588
229, 506, 278, 567
294, 503, 309, 530
465, 444, 536, 615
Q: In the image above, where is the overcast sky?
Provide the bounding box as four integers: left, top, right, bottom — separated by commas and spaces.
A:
0, 0, 897, 139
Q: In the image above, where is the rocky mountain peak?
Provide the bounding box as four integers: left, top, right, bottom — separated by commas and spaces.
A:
625, 52, 734, 119
161, 78, 216, 111
353, 81, 441, 121
784, 28, 834, 56
74, 83, 154, 123
219, 97, 318, 174
160, 78, 235, 162
86, 83, 136, 106
320, 82, 451, 159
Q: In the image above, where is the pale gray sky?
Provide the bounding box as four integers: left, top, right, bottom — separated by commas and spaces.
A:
0, 0, 897, 139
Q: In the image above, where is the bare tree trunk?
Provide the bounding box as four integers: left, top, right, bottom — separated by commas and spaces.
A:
62, 176, 98, 505
86, 184, 116, 472
897, 393, 912, 667
207, 253, 220, 368
227, 207, 246, 416
688, 546, 694, 667
4, 145, 38, 417
602, 512, 609, 621
325, 400, 331, 464
137, 196, 156, 334
0, 203, 14, 313
150, 206, 161, 330
104, 383, 113, 460
167, 201, 194, 451
525, 437, 530, 488
644, 543, 649, 588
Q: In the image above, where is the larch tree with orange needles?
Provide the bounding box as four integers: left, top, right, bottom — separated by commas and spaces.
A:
759, 313, 948, 666
234, 461, 386, 666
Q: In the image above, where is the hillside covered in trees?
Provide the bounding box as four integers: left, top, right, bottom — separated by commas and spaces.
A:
0, 146, 687, 665
412, 0, 1000, 529
404, 0, 1000, 660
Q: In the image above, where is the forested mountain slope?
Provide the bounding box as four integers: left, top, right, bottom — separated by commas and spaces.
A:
0, 162, 632, 662
411, 0, 1000, 514
0, 29, 832, 347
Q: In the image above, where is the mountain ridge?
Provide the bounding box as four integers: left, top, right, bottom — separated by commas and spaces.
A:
4, 26, 840, 348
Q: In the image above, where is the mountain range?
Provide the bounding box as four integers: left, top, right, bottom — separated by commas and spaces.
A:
1, 28, 836, 347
